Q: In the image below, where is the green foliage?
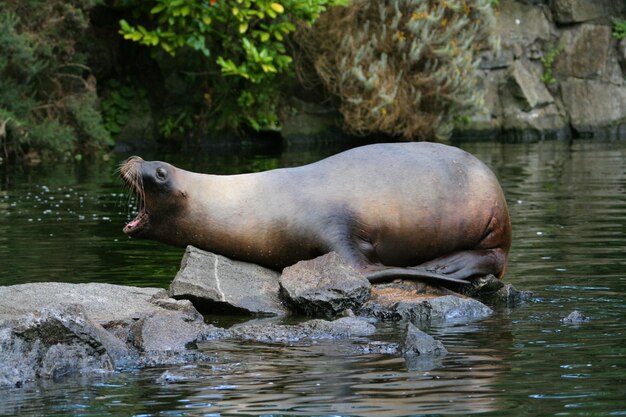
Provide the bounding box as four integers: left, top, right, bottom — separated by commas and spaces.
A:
541, 45, 563, 85
158, 108, 194, 139
101, 80, 147, 136
612, 18, 626, 40
117, 0, 346, 133
0, 0, 111, 159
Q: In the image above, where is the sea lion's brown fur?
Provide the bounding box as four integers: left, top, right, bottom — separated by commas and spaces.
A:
120, 142, 511, 285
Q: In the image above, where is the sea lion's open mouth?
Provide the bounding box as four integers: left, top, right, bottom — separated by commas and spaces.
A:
123, 210, 149, 235
120, 156, 148, 235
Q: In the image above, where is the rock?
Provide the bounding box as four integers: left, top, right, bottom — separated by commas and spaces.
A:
0, 304, 127, 388
560, 78, 626, 136
228, 316, 376, 344
403, 322, 448, 357
507, 59, 554, 111
0, 282, 165, 325
354, 341, 401, 355
279, 252, 371, 318
561, 310, 590, 324
554, 25, 618, 82
618, 38, 626, 72
280, 97, 342, 144
496, 0, 552, 48
130, 309, 211, 353
0, 282, 224, 385
169, 246, 288, 316
459, 275, 534, 307
551, 0, 606, 24
360, 284, 493, 325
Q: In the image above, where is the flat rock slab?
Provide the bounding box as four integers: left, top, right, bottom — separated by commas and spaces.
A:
279, 252, 371, 318
169, 246, 288, 316
227, 316, 376, 344
0, 282, 166, 325
360, 284, 493, 325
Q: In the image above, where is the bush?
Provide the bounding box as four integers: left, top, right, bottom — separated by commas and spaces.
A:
295, 0, 499, 140
117, 0, 346, 132
0, 0, 112, 159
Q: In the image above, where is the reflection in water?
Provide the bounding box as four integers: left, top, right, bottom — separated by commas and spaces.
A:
1, 140, 625, 416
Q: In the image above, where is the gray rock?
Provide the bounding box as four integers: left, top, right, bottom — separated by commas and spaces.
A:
555, 24, 617, 82
0, 282, 225, 386
507, 59, 554, 111
360, 285, 493, 326
561, 78, 626, 135
551, 0, 606, 24
561, 310, 590, 324
130, 309, 212, 353
496, 0, 552, 48
459, 275, 534, 307
0, 304, 127, 388
228, 316, 376, 344
0, 282, 165, 325
280, 97, 342, 144
279, 252, 371, 318
169, 246, 288, 316
403, 322, 448, 357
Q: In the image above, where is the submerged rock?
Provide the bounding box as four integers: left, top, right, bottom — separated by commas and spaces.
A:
403, 322, 448, 357
279, 252, 371, 319
169, 246, 288, 316
561, 310, 591, 324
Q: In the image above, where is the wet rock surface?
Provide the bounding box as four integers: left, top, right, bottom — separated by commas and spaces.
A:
279, 252, 371, 318
0, 253, 532, 388
403, 322, 448, 357
169, 246, 288, 316
359, 282, 493, 325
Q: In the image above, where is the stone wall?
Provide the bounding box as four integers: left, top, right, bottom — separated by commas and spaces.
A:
460, 0, 626, 140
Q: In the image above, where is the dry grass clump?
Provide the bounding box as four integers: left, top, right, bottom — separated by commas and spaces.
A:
296, 0, 498, 140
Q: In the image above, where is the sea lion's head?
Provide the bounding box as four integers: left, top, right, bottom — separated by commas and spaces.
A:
120, 156, 188, 241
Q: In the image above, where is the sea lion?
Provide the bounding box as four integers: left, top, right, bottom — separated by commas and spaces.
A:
120, 142, 511, 285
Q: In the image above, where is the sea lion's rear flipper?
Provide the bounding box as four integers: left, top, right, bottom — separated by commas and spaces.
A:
363, 249, 508, 285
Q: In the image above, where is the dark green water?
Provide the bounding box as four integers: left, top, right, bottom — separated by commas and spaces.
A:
1, 140, 625, 416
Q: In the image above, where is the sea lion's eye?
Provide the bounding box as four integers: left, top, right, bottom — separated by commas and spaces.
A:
156, 167, 167, 180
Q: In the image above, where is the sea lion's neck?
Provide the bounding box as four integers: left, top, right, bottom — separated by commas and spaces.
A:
182, 172, 270, 258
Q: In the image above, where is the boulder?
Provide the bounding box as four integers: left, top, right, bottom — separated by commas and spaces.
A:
551, 0, 606, 24
0, 282, 224, 386
280, 97, 342, 144
0, 304, 127, 388
279, 252, 371, 318
403, 322, 448, 357
169, 246, 288, 316
560, 78, 626, 135
496, 0, 552, 48
554, 24, 619, 83
507, 59, 554, 111
360, 283, 493, 325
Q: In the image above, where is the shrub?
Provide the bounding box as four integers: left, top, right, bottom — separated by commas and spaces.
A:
295, 0, 499, 140
117, 0, 346, 132
0, 0, 112, 159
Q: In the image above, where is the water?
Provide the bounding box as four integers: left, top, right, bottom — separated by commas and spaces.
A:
1, 140, 625, 416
